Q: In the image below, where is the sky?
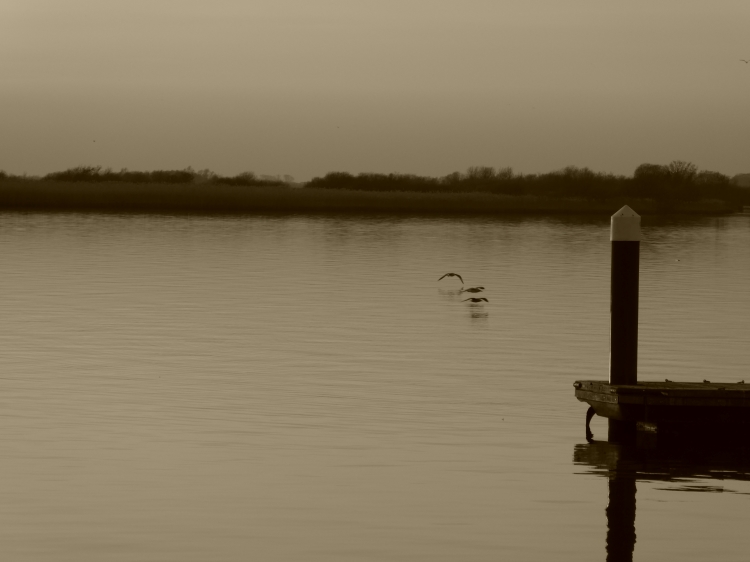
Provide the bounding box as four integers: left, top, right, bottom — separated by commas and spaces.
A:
2, 0, 749, 181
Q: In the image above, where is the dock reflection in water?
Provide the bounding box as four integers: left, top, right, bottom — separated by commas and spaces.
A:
574, 440, 750, 561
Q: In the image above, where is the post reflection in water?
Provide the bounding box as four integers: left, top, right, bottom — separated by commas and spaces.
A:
600, 444, 636, 562
574, 439, 750, 561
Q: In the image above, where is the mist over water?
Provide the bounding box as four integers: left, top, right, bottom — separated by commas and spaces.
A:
1, 212, 749, 561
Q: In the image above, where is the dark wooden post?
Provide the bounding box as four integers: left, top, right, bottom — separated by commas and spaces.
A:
609, 206, 640, 441
610, 205, 640, 385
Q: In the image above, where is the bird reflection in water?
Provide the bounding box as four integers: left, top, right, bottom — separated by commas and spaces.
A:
574, 437, 750, 562
438, 287, 464, 298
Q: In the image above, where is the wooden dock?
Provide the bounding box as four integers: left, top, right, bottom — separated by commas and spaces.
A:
575, 380, 750, 438
576, 208, 750, 443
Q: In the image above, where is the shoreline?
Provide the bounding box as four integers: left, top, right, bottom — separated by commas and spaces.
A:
0, 180, 738, 216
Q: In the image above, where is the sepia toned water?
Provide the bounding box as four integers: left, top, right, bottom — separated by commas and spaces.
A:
0, 211, 749, 561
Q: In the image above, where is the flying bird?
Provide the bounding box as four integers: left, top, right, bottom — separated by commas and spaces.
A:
438, 273, 463, 284
742, 60, 750, 63
463, 297, 488, 303
461, 287, 485, 293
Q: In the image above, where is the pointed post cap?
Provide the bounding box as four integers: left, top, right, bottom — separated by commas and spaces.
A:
610, 205, 640, 241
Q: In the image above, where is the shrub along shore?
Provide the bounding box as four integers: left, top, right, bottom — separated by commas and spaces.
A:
0, 162, 746, 215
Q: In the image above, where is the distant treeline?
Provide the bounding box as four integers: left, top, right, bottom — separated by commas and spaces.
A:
2, 166, 289, 187
308, 162, 750, 210
0, 161, 748, 214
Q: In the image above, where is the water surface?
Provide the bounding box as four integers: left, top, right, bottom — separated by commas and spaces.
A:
1, 212, 749, 561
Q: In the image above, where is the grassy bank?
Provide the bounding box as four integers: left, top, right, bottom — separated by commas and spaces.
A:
0, 179, 738, 216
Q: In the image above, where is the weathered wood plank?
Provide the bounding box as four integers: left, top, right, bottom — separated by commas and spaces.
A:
574, 379, 750, 426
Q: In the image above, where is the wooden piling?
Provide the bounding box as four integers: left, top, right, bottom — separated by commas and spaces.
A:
607, 206, 641, 440
610, 205, 640, 386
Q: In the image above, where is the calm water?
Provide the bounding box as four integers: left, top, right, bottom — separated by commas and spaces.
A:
0, 211, 749, 561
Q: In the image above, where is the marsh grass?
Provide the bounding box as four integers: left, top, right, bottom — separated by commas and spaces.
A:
0, 179, 736, 216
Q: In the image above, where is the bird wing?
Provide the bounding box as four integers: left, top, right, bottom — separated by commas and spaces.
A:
438, 274, 449, 281
456, 274, 464, 283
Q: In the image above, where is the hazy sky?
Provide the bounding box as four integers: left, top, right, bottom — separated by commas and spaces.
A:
2, 0, 749, 180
